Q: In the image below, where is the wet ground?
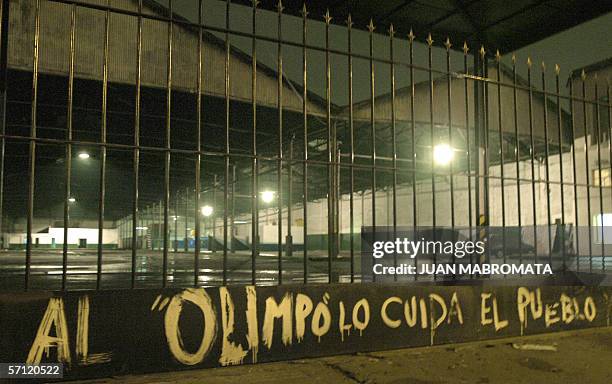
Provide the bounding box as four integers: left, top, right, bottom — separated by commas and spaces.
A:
1, 249, 610, 290
0, 249, 347, 290
68, 327, 612, 384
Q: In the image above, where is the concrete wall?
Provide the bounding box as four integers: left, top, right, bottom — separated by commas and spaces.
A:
1, 285, 610, 380
6, 217, 116, 234
6, 227, 118, 248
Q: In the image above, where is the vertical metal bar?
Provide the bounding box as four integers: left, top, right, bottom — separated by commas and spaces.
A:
426, 34, 436, 275
512, 54, 523, 269
0, 0, 8, 257
325, 10, 333, 283
276, 1, 283, 284
495, 52, 506, 267
250, 0, 257, 285
463, 43, 474, 274
162, 0, 173, 287
131, 0, 142, 289
96, 0, 110, 290
569, 80, 580, 271
223, 0, 231, 286
212, 174, 217, 252
232, 164, 237, 251
62, 4, 76, 291
25, 0, 40, 291
541, 62, 553, 265
527, 58, 538, 264
347, 14, 354, 283
409, 30, 417, 280
390, 26, 398, 281
580, 70, 592, 272
159, 200, 162, 251
287, 137, 293, 258
554, 65, 566, 270
607, 83, 612, 272
473, 53, 481, 269
174, 192, 178, 253
301, 4, 308, 284
593, 78, 604, 270
194, 0, 202, 287
481, 48, 490, 267
336, 146, 340, 261
445, 38, 455, 273
367, 19, 376, 282
184, 187, 188, 252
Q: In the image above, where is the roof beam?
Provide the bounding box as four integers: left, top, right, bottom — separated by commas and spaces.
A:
374, 0, 418, 25
426, 0, 479, 29
466, 0, 548, 39
451, 0, 484, 38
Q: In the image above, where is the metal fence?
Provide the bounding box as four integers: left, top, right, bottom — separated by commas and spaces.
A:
0, 0, 611, 291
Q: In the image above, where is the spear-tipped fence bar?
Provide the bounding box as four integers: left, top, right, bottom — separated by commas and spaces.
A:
0, 0, 7, 290
194, 0, 203, 287
131, 0, 143, 289
390, 25, 398, 281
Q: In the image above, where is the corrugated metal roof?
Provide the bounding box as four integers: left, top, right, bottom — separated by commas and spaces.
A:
239, 0, 612, 55
7, 0, 328, 114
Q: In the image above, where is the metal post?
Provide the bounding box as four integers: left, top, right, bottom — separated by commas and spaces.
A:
184, 188, 188, 252
62, 4, 76, 290
464, 43, 474, 274
446, 38, 455, 273
174, 192, 178, 253
555, 65, 566, 270
541, 62, 553, 263
606, 83, 612, 272
301, 4, 308, 284
496, 51, 506, 267
0, 0, 9, 254
325, 10, 333, 283
231, 164, 236, 253
96, 0, 110, 290
368, 19, 376, 282
287, 136, 293, 257
569, 80, 580, 271
527, 58, 538, 265
427, 34, 436, 276
390, 26, 398, 281
409, 31, 418, 279
25, 0, 40, 291
580, 71, 593, 271
132, 0, 143, 288
347, 15, 354, 282
593, 77, 604, 270
250, 0, 258, 285
194, 0, 203, 287
511, 54, 523, 270
276, 1, 284, 284
162, 0, 173, 287
212, 173, 217, 253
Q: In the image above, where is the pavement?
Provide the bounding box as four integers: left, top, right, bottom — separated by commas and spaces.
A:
68, 327, 612, 384
3, 249, 611, 291
0, 249, 347, 290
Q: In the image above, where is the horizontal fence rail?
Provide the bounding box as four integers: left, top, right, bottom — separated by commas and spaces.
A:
0, 0, 611, 291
